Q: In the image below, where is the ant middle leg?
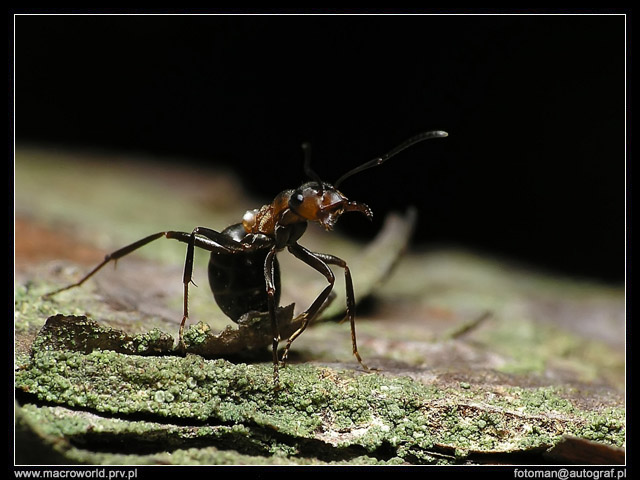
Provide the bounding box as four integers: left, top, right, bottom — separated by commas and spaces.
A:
263, 246, 281, 388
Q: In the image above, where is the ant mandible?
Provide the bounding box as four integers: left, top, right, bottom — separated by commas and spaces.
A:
44, 130, 448, 388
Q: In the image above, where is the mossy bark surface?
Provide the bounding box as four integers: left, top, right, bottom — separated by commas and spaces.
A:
14, 147, 625, 465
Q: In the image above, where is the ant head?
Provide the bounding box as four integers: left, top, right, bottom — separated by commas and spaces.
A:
289, 130, 448, 230
288, 181, 372, 231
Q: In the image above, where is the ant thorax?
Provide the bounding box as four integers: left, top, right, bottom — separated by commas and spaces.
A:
242, 189, 300, 236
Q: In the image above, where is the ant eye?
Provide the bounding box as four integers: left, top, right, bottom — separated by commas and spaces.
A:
289, 191, 304, 208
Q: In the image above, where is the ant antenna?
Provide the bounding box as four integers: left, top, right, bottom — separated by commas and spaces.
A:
334, 130, 448, 188
302, 142, 324, 193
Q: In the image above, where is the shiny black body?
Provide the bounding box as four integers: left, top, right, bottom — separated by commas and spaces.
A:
208, 223, 281, 322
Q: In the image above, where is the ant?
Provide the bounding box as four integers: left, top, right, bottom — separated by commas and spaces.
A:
44, 130, 448, 387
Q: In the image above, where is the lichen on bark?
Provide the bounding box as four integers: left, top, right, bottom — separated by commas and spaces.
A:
15, 314, 624, 465
14, 147, 626, 465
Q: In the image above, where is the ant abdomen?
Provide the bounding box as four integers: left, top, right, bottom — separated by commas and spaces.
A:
208, 223, 281, 322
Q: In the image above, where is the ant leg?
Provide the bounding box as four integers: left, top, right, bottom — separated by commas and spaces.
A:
177, 227, 250, 350
44, 232, 172, 298
183, 226, 250, 252
281, 244, 336, 366
313, 252, 368, 371
43, 230, 239, 299
43, 228, 240, 349
178, 231, 197, 351
263, 246, 281, 388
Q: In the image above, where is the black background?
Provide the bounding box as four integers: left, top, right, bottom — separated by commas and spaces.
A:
14, 13, 626, 282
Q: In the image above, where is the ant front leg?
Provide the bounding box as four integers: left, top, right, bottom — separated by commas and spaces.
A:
313, 252, 369, 371
281, 244, 337, 366
284, 245, 368, 371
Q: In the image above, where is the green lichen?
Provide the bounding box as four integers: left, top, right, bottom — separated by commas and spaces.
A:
15, 282, 84, 336
183, 321, 212, 346
28, 315, 175, 357
573, 409, 626, 446
15, 343, 625, 465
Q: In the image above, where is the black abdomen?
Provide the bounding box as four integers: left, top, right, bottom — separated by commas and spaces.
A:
207, 224, 280, 322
